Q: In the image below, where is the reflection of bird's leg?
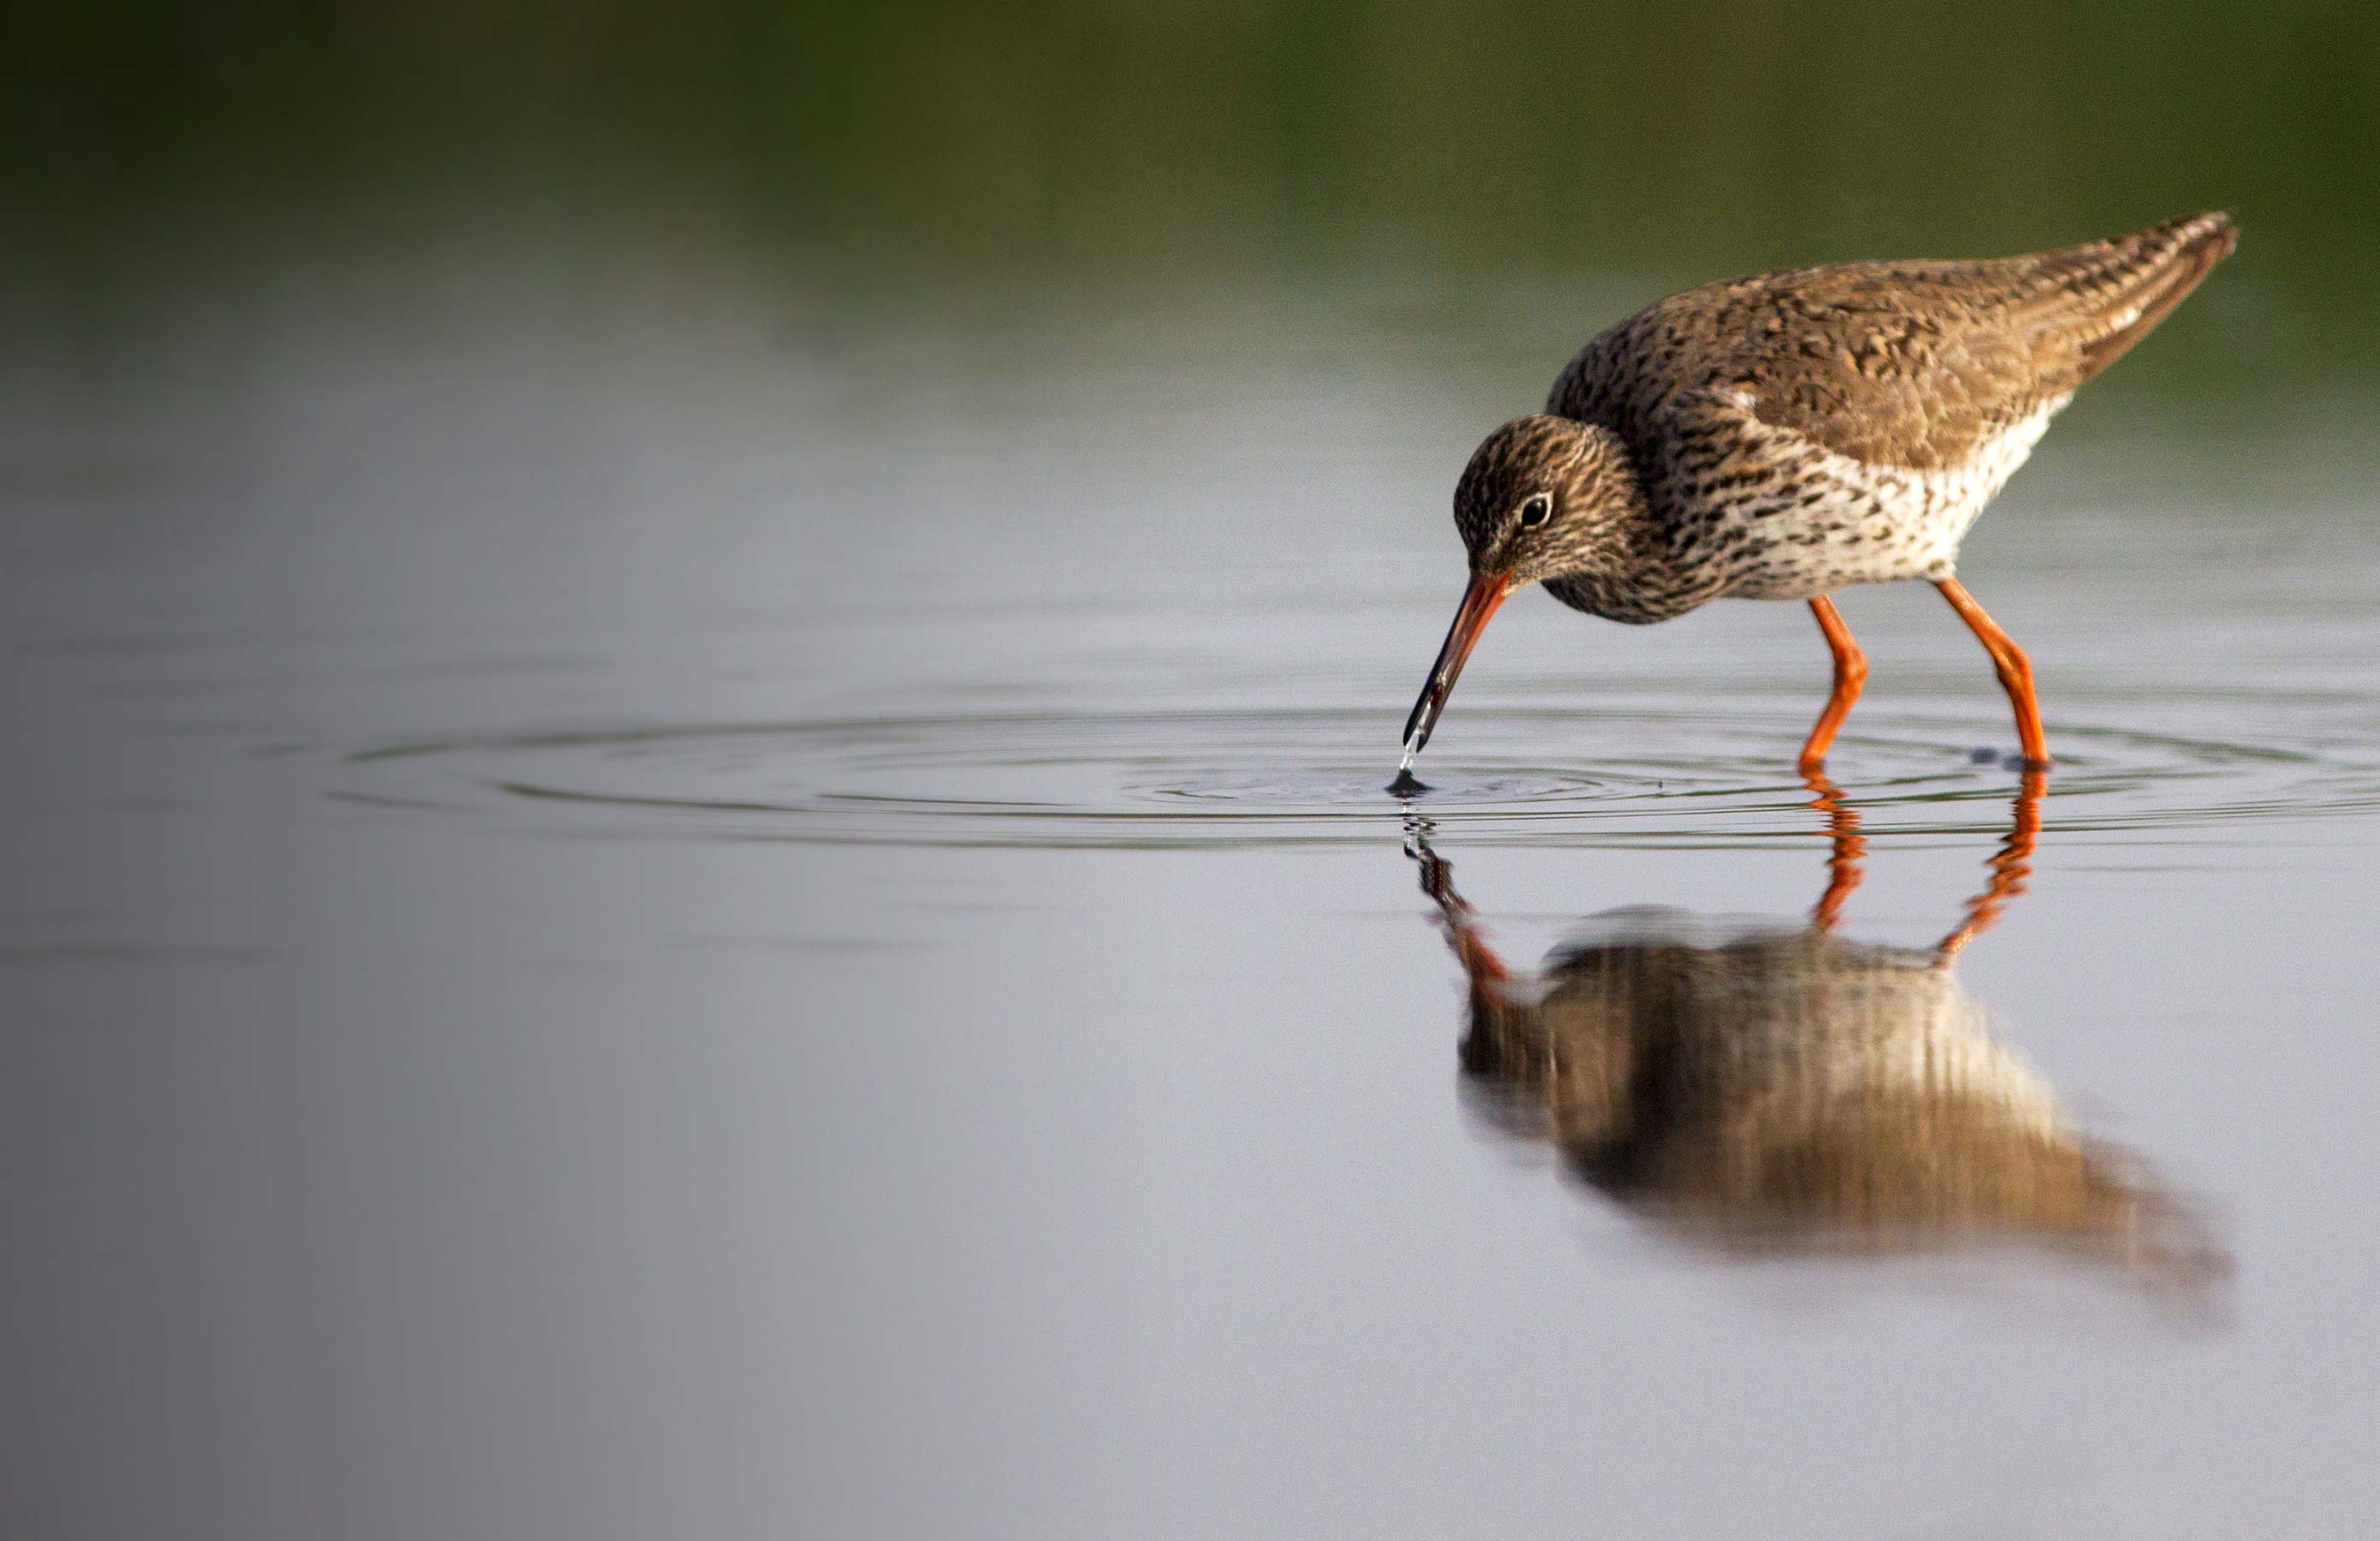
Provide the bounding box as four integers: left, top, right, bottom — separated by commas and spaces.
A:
1936, 769, 2046, 958
1402, 816, 1510, 989
1803, 772, 1868, 932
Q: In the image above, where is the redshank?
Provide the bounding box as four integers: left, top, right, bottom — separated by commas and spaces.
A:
1395, 212, 2237, 785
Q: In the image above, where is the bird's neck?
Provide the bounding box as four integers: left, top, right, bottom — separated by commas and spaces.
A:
1542, 446, 1708, 624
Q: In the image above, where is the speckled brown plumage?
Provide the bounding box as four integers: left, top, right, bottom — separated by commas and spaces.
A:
1400, 214, 2237, 777
1550, 210, 2237, 475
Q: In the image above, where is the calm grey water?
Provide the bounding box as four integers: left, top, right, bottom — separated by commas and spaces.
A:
7, 244, 2380, 1539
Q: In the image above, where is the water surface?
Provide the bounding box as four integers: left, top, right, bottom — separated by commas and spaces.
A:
7, 247, 2380, 1538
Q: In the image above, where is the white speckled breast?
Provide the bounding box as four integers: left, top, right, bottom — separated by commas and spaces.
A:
1684, 393, 2070, 601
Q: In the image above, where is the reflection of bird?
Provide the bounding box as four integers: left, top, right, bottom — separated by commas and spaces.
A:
1405, 777, 2227, 1305
1398, 214, 2237, 783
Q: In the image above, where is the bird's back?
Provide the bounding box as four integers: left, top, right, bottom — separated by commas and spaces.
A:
1548, 212, 2237, 470
1536, 215, 2236, 610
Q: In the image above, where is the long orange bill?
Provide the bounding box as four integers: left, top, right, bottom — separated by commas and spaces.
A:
1400, 571, 1512, 764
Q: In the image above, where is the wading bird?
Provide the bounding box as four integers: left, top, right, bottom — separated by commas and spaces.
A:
1398, 214, 2236, 785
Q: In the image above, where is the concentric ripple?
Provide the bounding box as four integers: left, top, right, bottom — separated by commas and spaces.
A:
335, 702, 2380, 849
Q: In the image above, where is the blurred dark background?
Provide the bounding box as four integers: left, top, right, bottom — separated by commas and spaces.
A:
6, 1, 2374, 392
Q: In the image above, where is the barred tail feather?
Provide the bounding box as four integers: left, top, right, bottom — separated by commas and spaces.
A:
2024, 211, 2238, 382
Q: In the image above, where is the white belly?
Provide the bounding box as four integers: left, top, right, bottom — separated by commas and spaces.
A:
1706, 394, 2069, 600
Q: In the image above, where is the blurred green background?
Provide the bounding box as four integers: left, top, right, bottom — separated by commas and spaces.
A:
7, 1, 2373, 393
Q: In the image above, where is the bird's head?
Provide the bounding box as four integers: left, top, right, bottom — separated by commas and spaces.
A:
1400, 416, 1642, 765
1451, 414, 1637, 588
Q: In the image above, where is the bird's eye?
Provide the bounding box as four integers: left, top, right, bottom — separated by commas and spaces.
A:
1518, 493, 1553, 528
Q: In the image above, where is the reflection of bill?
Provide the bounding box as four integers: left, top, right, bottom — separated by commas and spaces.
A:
1405, 774, 2229, 1312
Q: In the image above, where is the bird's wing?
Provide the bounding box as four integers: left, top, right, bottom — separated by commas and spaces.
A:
1552, 214, 2235, 473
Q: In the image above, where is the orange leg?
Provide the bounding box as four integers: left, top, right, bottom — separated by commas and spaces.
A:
1797, 596, 1868, 773
1934, 578, 2049, 768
